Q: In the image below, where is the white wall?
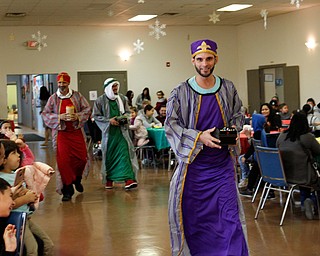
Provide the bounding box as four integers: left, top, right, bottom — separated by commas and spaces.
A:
0, 25, 237, 118
0, 5, 319, 119
237, 6, 320, 107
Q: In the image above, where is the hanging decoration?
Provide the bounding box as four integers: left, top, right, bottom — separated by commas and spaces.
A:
31, 30, 48, 51
138, 0, 145, 3
290, 0, 302, 8
149, 19, 166, 40
260, 9, 268, 30
209, 11, 220, 24
133, 39, 144, 54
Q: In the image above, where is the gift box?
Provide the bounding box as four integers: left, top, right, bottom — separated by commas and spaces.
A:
211, 127, 237, 146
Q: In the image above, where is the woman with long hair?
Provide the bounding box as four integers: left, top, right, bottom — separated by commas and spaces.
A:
276, 112, 320, 220
260, 103, 281, 132
135, 87, 151, 110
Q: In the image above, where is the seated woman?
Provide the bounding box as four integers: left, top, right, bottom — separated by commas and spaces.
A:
154, 90, 167, 115
239, 114, 275, 198
260, 103, 282, 132
276, 112, 320, 220
139, 104, 162, 128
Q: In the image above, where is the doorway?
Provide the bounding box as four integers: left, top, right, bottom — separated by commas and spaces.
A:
6, 74, 58, 131
247, 64, 300, 114
78, 71, 128, 107
6, 83, 18, 122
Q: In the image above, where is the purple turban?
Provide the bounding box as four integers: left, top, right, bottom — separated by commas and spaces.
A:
191, 39, 218, 57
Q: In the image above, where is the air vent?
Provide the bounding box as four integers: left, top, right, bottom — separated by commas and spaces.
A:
161, 13, 179, 16
5, 12, 26, 17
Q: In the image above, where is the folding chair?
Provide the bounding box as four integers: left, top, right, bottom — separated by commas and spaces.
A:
167, 147, 178, 171
251, 139, 262, 203
6, 211, 27, 256
135, 145, 157, 169
254, 146, 298, 226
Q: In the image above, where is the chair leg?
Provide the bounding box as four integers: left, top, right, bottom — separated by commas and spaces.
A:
252, 177, 263, 203
255, 183, 268, 219
280, 188, 295, 226
261, 184, 272, 210
314, 190, 320, 220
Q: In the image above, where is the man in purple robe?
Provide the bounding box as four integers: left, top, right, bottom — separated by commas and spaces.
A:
165, 39, 248, 255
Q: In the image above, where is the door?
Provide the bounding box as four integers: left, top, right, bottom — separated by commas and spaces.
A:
247, 69, 261, 113
247, 65, 300, 114
283, 66, 300, 111
78, 71, 127, 107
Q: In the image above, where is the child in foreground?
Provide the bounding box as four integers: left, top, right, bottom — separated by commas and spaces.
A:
0, 140, 54, 256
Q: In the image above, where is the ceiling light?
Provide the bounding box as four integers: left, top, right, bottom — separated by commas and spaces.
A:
128, 15, 157, 22
217, 4, 252, 12
305, 38, 317, 50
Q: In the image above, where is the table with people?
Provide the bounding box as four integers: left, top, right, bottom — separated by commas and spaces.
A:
147, 127, 170, 151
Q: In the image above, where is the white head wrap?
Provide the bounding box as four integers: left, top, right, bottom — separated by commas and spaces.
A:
103, 78, 125, 114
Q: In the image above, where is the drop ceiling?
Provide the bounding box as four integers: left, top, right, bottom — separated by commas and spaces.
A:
0, 0, 319, 27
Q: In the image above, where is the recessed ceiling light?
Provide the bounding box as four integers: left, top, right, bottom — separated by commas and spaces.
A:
128, 15, 157, 22
5, 12, 26, 17
217, 4, 252, 12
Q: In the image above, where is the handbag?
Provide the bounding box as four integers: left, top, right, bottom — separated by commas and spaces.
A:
300, 141, 320, 186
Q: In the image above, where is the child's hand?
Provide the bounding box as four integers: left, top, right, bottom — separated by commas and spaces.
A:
15, 138, 26, 148
25, 190, 38, 203
11, 181, 25, 200
3, 224, 17, 252
5, 130, 17, 141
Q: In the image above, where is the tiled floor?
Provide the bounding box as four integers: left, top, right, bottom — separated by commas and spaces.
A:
22, 139, 320, 256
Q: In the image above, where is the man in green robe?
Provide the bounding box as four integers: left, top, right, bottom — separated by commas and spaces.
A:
92, 78, 139, 189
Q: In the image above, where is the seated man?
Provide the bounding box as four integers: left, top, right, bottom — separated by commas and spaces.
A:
156, 105, 166, 126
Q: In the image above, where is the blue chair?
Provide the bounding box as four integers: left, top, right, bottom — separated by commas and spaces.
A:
251, 139, 262, 203
254, 146, 298, 226
6, 211, 27, 256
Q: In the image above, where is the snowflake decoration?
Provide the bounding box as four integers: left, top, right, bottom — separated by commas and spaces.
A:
290, 0, 303, 8
138, 0, 145, 3
133, 39, 144, 54
149, 19, 166, 40
260, 9, 268, 30
209, 11, 220, 24
31, 30, 48, 51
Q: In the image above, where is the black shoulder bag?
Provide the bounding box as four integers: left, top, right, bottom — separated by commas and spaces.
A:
300, 142, 320, 187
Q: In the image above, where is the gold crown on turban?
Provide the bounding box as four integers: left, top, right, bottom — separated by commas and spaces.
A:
57, 72, 71, 83
191, 39, 218, 58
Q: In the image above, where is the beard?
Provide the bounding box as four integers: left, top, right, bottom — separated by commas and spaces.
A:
59, 86, 68, 94
194, 65, 215, 77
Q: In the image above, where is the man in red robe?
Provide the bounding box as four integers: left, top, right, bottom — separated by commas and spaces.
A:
42, 72, 91, 201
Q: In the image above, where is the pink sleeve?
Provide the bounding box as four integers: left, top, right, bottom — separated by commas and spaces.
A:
20, 144, 35, 166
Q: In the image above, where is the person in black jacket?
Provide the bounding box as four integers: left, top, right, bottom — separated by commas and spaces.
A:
277, 112, 320, 220
260, 103, 282, 132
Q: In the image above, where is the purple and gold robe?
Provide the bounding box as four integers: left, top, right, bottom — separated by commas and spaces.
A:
165, 77, 248, 256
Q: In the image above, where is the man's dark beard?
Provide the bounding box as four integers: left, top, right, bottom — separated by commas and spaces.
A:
195, 66, 214, 77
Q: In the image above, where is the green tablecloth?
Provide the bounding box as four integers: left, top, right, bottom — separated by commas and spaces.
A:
147, 127, 170, 150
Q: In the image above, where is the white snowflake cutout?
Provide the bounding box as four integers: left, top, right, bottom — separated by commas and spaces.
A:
31, 30, 48, 51
138, 0, 145, 3
149, 19, 166, 40
209, 12, 220, 24
133, 39, 144, 54
260, 9, 268, 30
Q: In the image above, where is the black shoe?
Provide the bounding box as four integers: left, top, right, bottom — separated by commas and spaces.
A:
74, 176, 84, 193
62, 194, 72, 201
74, 183, 84, 193
62, 184, 75, 200
240, 189, 253, 197
304, 198, 315, 220
267, 191, 276, 200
